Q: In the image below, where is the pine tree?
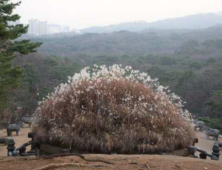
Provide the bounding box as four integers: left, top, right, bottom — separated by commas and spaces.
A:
0, 0, 42, 115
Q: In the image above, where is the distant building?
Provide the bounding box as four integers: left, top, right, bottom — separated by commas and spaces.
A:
61, 26, 70, 33
39, 21, 48, 35
28, 19, 70, 36
48, 24, 61, 34
29, 19, 41, 35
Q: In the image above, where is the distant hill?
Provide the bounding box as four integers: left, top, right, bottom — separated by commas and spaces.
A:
81, 13, 222, 33
30, 25, 222, 58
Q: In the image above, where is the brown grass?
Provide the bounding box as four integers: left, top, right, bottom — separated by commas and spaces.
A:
32, 78, 195, 154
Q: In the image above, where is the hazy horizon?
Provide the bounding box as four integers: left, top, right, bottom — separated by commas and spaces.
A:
12, 0, 222, 29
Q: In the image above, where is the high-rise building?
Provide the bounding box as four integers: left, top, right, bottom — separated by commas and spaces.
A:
39, 21, 48, 35
48, 24, 61, 34
29, 19, 39, 35
28, 20, 48, 35
28, 19, 70, 36
61, 26, 70, 33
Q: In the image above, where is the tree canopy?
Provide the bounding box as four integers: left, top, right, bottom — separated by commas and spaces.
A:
0, 0, 41, 115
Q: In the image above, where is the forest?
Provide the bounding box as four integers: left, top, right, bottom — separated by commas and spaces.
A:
3, 24, 222, 131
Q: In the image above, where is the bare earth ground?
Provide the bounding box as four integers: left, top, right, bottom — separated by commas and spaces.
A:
0, 128, 222, 170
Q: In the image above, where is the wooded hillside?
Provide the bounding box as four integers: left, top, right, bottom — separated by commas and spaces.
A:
7, 26, 222, 131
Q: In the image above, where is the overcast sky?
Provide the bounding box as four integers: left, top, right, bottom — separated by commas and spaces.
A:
12, 0, 222, 29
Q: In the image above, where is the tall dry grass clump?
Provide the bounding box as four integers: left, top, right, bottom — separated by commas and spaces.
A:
32, 65, 195, 154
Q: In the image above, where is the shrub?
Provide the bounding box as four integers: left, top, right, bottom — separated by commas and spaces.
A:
32, 65, 195, 154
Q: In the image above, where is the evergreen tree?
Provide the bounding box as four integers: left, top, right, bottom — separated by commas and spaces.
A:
0, 0, 42, 115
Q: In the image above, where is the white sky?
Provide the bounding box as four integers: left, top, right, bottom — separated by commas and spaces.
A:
12, 0, 222, 29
